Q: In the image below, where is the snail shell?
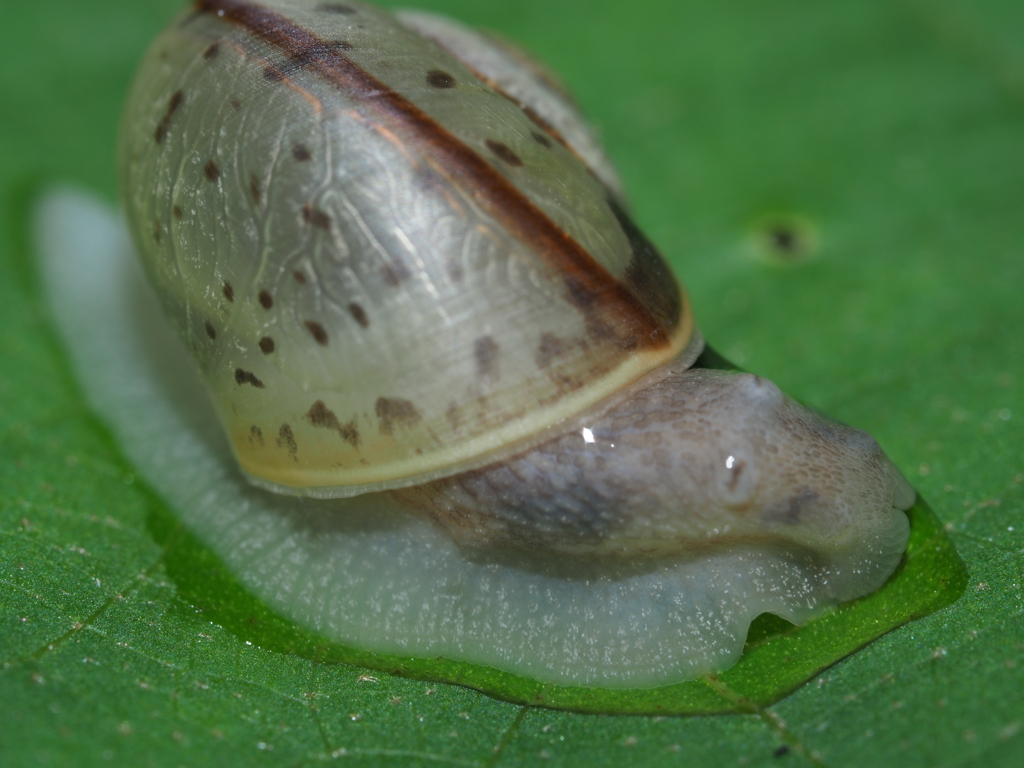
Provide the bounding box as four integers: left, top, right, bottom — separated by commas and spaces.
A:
102, 0, 915, 684
120, 0, 693, 497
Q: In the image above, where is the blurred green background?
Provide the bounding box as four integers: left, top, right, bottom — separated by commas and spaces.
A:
1, 0, 1022, 766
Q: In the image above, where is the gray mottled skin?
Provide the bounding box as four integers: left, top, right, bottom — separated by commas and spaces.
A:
398, 362, 914, 585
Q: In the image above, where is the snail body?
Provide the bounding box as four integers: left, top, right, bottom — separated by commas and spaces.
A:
96, 0, 914, 685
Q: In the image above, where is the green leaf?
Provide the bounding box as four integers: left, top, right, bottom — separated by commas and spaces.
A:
2, 0, 1022, 766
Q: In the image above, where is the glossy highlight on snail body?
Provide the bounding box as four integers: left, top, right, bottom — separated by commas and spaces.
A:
49, 0, 913, 688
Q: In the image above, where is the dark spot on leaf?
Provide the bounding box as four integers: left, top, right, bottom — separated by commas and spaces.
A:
316, 3, 356, 13
223, 281, 234, 302
375, 397, 421, 436
249, 425, 264, 446
426, 69, 455, 89
292, 143, 311, 161
772, 228, 796, 251
205, 321, 216, 340
258, 290, 273, 309
531, 131, 552, 148
752, 214, 817, 265
203, 42, 220, 60
204, 159, 221, 183
302, 203, 331, 230
249, 174, 261, 205
293, 270, 307, 284
172, 205, 183, 219
259, 336, 275, 354
306, 400, 360, 448
534, 332, 567, 369
474, 336, 500, 382
485, 139, 523, 167
348, 302, 369, 328
304, 320, 328, 346
276, 423, 297, 456
234, 368, 264, 388
154, 89, 183, 144
773, 745, 790, 758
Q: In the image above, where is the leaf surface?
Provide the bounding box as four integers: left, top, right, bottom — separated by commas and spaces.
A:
1, 0, 1022, 765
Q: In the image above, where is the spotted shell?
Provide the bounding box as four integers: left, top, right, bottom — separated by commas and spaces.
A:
118, 0, 695, 495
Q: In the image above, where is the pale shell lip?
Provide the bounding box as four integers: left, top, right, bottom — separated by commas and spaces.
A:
244, 328, 706, 499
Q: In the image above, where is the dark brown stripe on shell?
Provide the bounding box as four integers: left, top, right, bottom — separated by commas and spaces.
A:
193, 0, 674, 350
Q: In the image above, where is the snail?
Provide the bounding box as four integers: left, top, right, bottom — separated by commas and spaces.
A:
49, 0, 915, 688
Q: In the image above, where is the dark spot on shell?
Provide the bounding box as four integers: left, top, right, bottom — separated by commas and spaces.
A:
276, 423, 297, 456
234, 368, 264, 388
446, 260, 464, 283
205, 321, 216, 340
152, 219, 162, 243
474, 336, 500, 382
348, 302, 369, 328
534, 332, 567, 369
154, 89, 183, 144
203, 42, 220, 60
379, 260, 409, 287
306, 400, 361, 448
375, 397, 422, 436
426, 69, 455, 89
327, 39, 352, 51
204, 159, 221, 183
223, 281, 234, 302
485, 139, 523, 167
293, 270, 307, 284
249, 425, 264, 446
292, 143, 311, 161
302, 203, 331, 230
259, 336, 275, 355
773, 745, 790, 758
172, 205, 183, 219
230, 98, 242, 111
316, 3, 356, 13
249, 174, 261, 205
562, 275, 596, 310
263, 65, 285, 82
304, 320, 328, 346
531, 131, 552, 148
258, 290, 273, 309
